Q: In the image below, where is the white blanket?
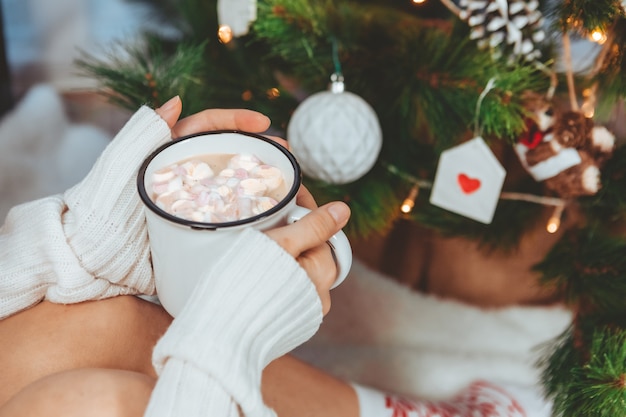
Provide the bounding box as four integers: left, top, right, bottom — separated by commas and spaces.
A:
0, 84, 110, 219
294, 259, 572, 401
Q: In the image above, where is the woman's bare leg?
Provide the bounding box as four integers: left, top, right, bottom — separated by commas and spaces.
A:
0, 296, 172, 405
0, 369, 154, 417
1, 359, 358, 417
0, 296, 358, 417
263, 355, 359, 417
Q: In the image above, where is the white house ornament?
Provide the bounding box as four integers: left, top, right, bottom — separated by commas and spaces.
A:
287, 74, 383, 184
430, 137, 506, 224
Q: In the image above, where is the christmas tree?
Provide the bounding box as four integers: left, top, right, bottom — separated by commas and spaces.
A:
79, 0, 626, 415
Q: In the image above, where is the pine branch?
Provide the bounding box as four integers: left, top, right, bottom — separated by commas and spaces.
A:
580, 144, 626, 226
549, 0, 624, 34
255, 2, 550, 148
536, 227, 626, 314
541, 324, 626, 417
595, 18, 626, 119
76, 38, 209, 114
305, 166, 403, 238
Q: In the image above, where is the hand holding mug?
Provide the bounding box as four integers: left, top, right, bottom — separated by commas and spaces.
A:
142, 107, 353, 317
264, 198, 350, 315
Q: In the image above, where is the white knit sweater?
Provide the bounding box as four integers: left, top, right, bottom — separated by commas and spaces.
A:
0, 107, 324, 417
0, 106, 169, 318
146, 227, 322, 417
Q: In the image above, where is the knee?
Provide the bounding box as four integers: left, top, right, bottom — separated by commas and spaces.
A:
0, 368, 156, 417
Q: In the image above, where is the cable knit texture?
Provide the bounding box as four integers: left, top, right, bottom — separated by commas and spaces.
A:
148, 228, 323, 417
0, 107, 171, 319
145, 359, 239, 416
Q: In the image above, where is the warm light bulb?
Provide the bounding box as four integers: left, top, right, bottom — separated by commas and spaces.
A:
218, 25, 233, 44
581, 88, 596, 118
546, 204, 565, 234
401, 200, 414, 214
412, 0, 426, 3
581, 100, 595, 118
546, 217, 560, 233
241, 90, 253, 101
266, 87, 281, 99
590, 30, 607, 44
400, 185, 419, 214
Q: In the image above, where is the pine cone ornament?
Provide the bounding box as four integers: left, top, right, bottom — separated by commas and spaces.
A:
459, 0, 545, 62
552, 111, 593, 148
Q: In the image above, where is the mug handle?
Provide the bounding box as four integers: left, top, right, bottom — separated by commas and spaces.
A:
287, 205, 353, 289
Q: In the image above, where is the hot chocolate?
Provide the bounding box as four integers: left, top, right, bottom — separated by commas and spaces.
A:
150, 153, 288, 223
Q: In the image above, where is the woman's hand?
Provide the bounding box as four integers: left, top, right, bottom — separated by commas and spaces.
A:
265, 199, 350, 315
156, 97, 350, 315
155, 96, 272, 138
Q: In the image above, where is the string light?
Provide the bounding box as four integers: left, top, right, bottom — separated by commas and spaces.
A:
590, 29, 607, 44
241, 90, 253, 101
581, 99, 595, 118
581, 87, 596, 118
266, 87, 281, 99
546, 204, 565, 234
218, 25, 233, 44
400, 185, 420, 214
385, 163, 569, 220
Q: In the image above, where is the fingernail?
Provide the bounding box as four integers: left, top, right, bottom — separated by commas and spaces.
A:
327, 202, 350, 223
159, 95, 180, 112
255, 113, 271, 125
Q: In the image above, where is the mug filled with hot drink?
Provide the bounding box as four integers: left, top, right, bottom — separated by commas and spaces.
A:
137, 130, 352, 317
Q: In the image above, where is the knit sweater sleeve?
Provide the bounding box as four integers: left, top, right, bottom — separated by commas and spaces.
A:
0, 106, 171, 320
144, 228, 323, 417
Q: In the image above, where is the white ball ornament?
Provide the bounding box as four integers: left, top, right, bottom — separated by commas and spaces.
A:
287, 74, 383, 184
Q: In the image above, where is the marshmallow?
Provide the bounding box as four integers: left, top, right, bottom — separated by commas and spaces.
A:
150, 153, 284, 222
239, 178, 268, 196
251, 165, 283, 190
152, 167, 176, 183
228, 153, 261, 171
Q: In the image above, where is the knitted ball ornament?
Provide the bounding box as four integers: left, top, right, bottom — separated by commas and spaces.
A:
287, 75, 383, 185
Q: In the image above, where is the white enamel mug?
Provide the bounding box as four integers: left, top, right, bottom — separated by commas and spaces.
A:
137, 130, 352, 317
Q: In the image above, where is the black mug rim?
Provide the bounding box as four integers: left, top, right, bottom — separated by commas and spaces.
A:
137, 130, 302, 231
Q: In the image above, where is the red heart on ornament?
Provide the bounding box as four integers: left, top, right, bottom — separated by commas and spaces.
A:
457, 173, 481, 194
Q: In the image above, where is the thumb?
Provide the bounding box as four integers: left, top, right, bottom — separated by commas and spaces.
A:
154, 96, 183, 128
266, 202, 350, 257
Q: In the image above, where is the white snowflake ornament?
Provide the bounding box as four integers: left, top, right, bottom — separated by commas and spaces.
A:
287, 74, 383, 184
